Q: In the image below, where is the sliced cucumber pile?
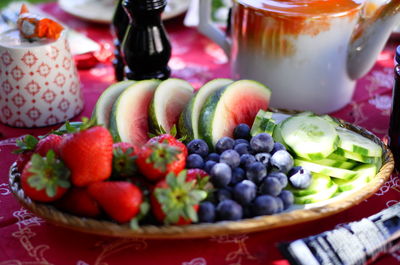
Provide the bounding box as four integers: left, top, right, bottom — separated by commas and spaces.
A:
250, 110, 290, 136
280, 115, 339, 160
250, 112, 384, 205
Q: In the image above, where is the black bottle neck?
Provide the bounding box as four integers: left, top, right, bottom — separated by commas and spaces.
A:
123, 0, 166, 24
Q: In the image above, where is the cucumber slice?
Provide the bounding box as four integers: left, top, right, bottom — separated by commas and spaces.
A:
199, 80, 271, 147
109, 80, 160, 147
294, 182, 338, 204
321, 114, 340, 127
280, 115, 338, 160
333, 147, 380, 164
287, 173, 333, 196
272, 124, 291, 151
250, 110, 290, 136
304, 157, 357, 170
333, 164, 377, 192
336, 127, 382, 157
178, 78, 232, 141
326, 153, 350, 162
294, 159, 358, 179
149, 78, 194, 134
91, 80, 135, 128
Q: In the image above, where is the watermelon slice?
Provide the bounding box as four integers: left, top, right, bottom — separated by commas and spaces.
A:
199, 80, 271, 147
148, 78, 194, 134
109, 80, 161, 148
178, 78, 233, 141
91, 80, 135, 128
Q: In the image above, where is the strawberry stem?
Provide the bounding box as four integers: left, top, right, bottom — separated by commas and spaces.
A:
27, 150, 71, 198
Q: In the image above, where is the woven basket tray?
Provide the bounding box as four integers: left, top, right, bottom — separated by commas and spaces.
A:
9, 117, 394, 239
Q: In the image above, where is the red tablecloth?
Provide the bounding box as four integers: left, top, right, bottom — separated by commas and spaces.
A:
0, 3, 400, 265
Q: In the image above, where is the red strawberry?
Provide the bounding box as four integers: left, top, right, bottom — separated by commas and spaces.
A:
136, 141, 186, 181
13, 135, 38, 172
151, 171, 207, 225
35, 134, 63, 157
21, 151, 71, 202
186, 169, 211, 191
55, 187, 101, 218
88, 181, 143, 223
60, 125, 113, 187
15, 151, 34, 173
112, 142, 137, 178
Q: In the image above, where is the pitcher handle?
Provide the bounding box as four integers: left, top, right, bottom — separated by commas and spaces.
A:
198, 0, 231, 56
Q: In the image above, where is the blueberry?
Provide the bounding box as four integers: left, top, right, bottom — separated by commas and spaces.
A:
233, 180, 256, 205
250, 133, 274, 153
215, 137, 235, 154
210, 163, 232, 188
198, 201, 216, 223
215, 187, 233, 202
252, 195, 279, 216
207, 152, 220, 162
255, 152, 271, 167
271, 142, 286, 154
233, 123, 251, 140
234, 143, 251, 155
279, 190, 294, 209
270, 150, 294, 173
240, 154, 256, 169
275, 197, 284, 213
246, 162, 267, 184
259, 177, 282, 196
267, 172, 288, 188
288, 166, 312, 189
230, 167, 245, 186
187, 139, 209, 157
204, 160, 217, 173
186, 154, 204, 169
216, 199, 243, 221
220, 149, 240, 168
235, 139, 249, 146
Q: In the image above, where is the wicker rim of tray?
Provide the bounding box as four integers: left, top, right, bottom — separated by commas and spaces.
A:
8, 114, 395, 239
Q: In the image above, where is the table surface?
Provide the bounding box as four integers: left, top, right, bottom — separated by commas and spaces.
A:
0, 3, 400, 265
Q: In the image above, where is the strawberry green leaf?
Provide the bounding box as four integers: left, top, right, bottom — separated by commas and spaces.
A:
185, 204, 198, 223
130, 218, 139, 230
154, 170, 207, 225
146, 143, 181, 172
13, 135, 38, 154
26, 151, 71, 198
112, 146, 137, 178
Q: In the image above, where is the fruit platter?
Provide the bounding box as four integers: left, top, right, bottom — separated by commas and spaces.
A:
9, 78, 394, 239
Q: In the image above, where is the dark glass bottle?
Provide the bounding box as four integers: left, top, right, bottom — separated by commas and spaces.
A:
111, 0, 130, 81
389, 45, 400, 171
122, 0, 171, 80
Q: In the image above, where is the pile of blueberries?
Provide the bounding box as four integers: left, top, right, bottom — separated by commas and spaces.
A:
185, 124, 312, 223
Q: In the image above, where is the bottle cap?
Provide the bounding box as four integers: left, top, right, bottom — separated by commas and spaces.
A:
123, 0, 166, 11
396, 45, 400, 64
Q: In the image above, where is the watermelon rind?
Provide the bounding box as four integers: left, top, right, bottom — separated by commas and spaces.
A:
148, 78, 194, 134
109, 79, 160, 145
91, 80, 135, 128
198, 80, 271, 148
178, 78, 233, 141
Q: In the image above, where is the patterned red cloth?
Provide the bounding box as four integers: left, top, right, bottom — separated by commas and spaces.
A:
0, 3, 399, 265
